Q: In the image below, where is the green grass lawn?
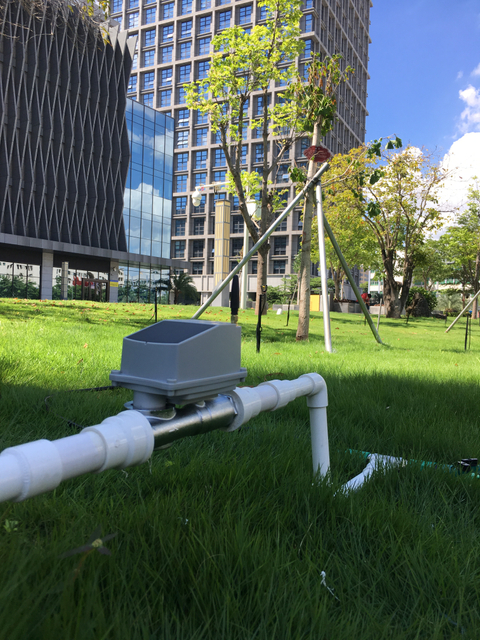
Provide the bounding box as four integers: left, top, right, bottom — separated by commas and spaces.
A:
1, 298, 479, 639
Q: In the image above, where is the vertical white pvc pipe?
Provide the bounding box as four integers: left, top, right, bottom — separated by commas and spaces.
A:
308, 404, 330, 478
316, 182, 333, 353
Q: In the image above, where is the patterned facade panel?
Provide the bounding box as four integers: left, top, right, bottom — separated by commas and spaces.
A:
0, 0, 134, 251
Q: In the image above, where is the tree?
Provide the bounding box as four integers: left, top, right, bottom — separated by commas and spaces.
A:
289, 55, 353, 340
359, 147, 447, 318
186, 0, 306, 314
438, 180, 480, 315
412, 238, 450, 291
169, 272, 199, 305
310, 149, 379, 300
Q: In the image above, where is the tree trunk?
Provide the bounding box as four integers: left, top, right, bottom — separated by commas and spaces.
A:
255, 244, 269, 315
296, 126, 321, 341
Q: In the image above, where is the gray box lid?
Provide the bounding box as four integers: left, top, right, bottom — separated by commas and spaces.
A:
110, 319, 247, 404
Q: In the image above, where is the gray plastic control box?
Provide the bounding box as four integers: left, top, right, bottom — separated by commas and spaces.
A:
110, 319, 247, 405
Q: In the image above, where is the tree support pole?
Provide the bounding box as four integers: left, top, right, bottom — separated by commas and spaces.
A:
192, 163, 330, 320
315, 182, 332, 353
322, 216, 383, 345
445, 289, 480, 333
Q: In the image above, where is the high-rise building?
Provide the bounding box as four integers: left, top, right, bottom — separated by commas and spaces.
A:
0, 0, 183, 301
111, 0, 372, 304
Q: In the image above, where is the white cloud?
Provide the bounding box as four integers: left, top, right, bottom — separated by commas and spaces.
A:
472, 63, 480, 77
439, 132, 480, 222
458, 84, 480, 134
457, 71, 464, 80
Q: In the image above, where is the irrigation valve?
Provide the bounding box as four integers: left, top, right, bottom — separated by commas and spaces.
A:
0, 321, 329, 503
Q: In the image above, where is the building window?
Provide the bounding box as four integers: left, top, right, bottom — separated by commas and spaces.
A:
195, 128, 208, 146
144, 29, 156, 47
239, 5, 252, 24
160, 68, 172, 86
195, 150, 207, 169
198, 36, 211, 55
127, 75, 137, 93
198, 15, 211, 34
162, 25, 174, 41
194, 172, 207, 187
142, 93, 153, 107
304, 14, 314, 32
145, 7, 156, 23
178, 64, 191, 83
254, 144, 264, 163
192, 263, 203, 275
174, 241, 186, 258
232, 216, 244, 234
176, 152, 189, 171
273, 260, 286, 274
177, 86, 187, 104
277, 165, 290, 182
199, 0, 210, 8
160, 89, 171, 107
274, 237, 287, 255
128, 11, 139, 27
192, 240, 204, 258
162, 2, 174, 19
177, 130, 189, 148
218, 0, 230, 5
175, 197, 187, 215
112, 0, 122, 12
193, 218, 205, 235
175, 219, 186, 236
303, 38, 313, 57
214, 148, 226, 166
179, 41, 191, 59
175, 174, 188, 192
196, 110, 208, 125
197, 60, 210, 80
143, 72, 154, 89
129, 0, 139, 8
180, 20, 192, 38
143, 50, 155, 67
231, 238, 243, 257
161, 45, 173, 62
177, 108, 190, 127
251, 261, 257, 274
218, 10, 231, 30
241, 145, 247, 165
181, 0, 192, 14
213, 170, 226, 183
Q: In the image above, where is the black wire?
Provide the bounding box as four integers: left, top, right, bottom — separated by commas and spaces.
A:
44, 386, 119, 430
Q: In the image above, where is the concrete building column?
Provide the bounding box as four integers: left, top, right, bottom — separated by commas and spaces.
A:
40, 250, 53, 300
109, 259, 119, 303
213, 199, 231, 308
61, 262, 69, 300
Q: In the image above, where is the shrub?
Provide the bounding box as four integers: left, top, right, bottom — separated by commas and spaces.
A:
407, 287, 437, 311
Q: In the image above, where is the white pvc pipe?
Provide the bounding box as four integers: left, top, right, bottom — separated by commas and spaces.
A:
0, 374, 330, 502
225, 373, 330, 478
0, 411, 154, 502
340, 453, 404, 494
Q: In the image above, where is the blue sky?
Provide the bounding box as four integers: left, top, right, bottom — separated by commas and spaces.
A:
366, 0, 480, 156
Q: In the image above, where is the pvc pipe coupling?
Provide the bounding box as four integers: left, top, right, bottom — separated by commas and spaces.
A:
0, 411, 154, 502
